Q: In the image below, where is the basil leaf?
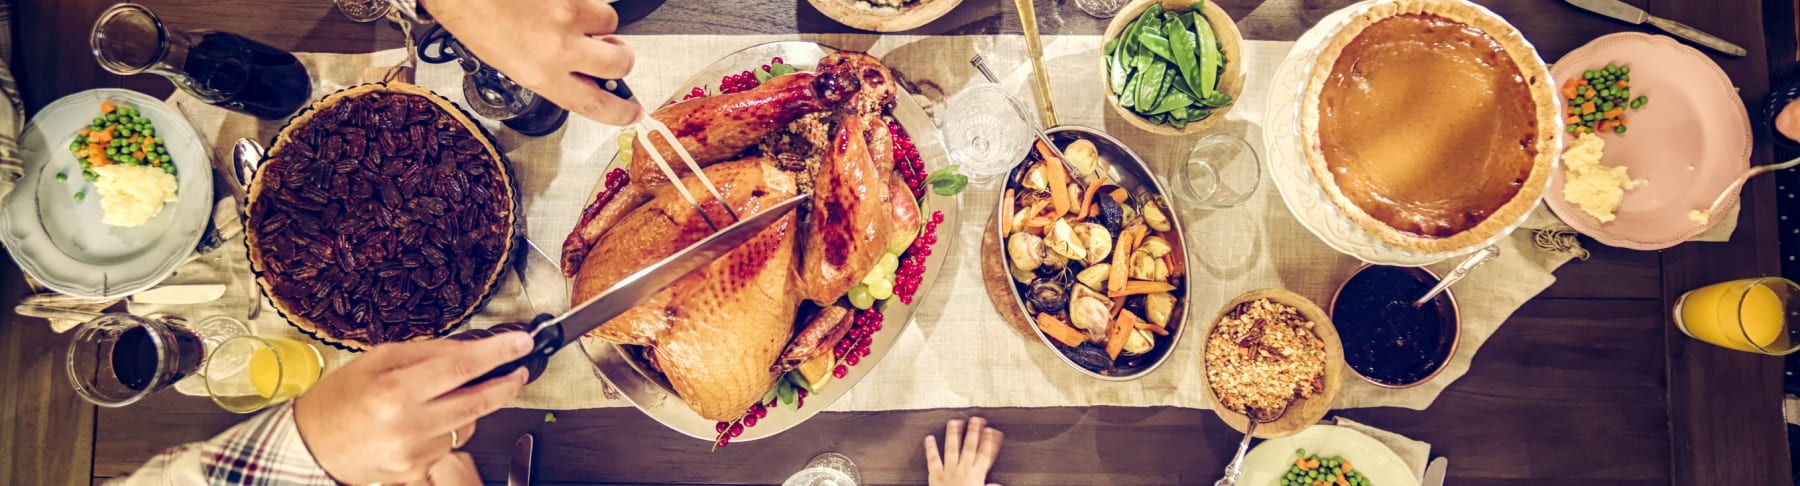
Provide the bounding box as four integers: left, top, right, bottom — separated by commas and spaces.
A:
924, 165, 969, 196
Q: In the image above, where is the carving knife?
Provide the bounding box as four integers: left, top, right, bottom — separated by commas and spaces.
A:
1564, 0, 1746, 57
453, 194, 807, 386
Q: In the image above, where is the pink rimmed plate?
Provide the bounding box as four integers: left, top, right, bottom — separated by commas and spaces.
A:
1545, 33, 1752, 250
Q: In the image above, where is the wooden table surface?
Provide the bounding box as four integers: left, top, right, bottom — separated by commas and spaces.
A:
2, 0, 1793, 485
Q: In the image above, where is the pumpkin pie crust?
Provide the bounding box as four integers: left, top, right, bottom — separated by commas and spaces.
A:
1299, 0, 1557, 254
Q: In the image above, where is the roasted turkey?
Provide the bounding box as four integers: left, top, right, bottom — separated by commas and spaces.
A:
563, 51, 913, 421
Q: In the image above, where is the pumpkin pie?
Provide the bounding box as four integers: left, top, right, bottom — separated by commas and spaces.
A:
1300, 0, 1557, 253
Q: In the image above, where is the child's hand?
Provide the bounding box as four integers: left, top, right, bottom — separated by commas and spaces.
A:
924, 417, 1005, 486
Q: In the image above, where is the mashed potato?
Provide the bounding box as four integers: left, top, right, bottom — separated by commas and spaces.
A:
92, 164, 178, 227
1561, 133, 1641, 223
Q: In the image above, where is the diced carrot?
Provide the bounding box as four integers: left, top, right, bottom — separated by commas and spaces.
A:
1341, 461, 1353, 473
1606, 108, 1625, 118
1110, 280, 1177, 298
78, 128, 91, 137
1000, 189, 1016, 238
1335, 475, 1348, 486
132, 151, 145, 160
1136, 321, 1170, 336
1576, 78, 1589, 86
1561, 85, 1578, 99
1108, 187, 1128, 205
1619, 117, 1630, 126
1616, 80, 1628, 88
75, 149, 88, 158
1585, 88, 1597, 98
1581, 101, 1596, 114
1296, 458, 1308, 469
100, 101, 117, 114
1565, 115, 1580, 125
1036, 313, 1087, 347
1077, 180, 1103, 219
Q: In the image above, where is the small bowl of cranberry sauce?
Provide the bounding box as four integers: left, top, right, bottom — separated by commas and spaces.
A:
1328, 265, 1460, 388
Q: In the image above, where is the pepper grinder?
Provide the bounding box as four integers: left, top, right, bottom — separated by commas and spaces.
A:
417, 25, 569, 136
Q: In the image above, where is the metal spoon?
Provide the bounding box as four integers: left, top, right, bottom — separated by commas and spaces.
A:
1696, 155, 1800, 222
232, 139, 264, 320
1215, 403, 1290, 486
1413, 245, 1500, 307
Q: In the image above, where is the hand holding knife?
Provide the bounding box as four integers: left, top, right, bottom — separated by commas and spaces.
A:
450, 194, 808, 387
1564, 0, 1746, 57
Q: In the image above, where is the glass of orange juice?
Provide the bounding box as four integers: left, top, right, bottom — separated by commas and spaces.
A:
1673, 277, 1800, 355
204, 335, 323, 413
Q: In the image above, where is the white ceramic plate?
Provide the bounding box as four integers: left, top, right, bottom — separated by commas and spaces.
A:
1240, 425, 1421, 486
0, 89, 213, 299
1262, 0, 1554, 267
574, 41, 960, 441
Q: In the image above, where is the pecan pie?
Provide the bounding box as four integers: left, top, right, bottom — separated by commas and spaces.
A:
246, 83, 516, 351
1300, 0, 1557, 253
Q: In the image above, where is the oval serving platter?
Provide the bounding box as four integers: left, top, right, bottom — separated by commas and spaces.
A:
993, 126, 1192, 381
575, 41, 960, 441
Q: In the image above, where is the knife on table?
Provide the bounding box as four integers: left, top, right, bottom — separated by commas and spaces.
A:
507, 433, 534, 486
1564, 0, 1747, 57
452, 194, 807, 386
1421, 457, 1448, 486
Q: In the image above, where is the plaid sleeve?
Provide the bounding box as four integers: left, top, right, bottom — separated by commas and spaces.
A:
106, 402, 336, 486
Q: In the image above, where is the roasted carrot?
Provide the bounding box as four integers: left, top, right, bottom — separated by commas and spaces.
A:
100, 101, 117, 114
1110, 280, 1177, 298
1164, 251, 1184, 279
1105, 310, 1139, 359
1108, 187, 1128, 205
1000, 189, 1016, 238
1109, 224, 1144, 293
1036, 313, 1086, 347
1077, 180, 1103, 219
1136, 321, 1170, 336
1042, 159, 1071, 216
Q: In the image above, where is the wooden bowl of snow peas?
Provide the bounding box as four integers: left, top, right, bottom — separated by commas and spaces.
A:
1101, 0, 1244, 136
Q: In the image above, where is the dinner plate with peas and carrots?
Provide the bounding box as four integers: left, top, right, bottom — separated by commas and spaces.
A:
1238, 424, 1420, 486
0, 88, 213, 299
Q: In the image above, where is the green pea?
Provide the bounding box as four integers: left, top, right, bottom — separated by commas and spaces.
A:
1615, 125, 1627, 134
163, 163, 176, 174
104, 146, 117, 156
79, 160, 90, 169
119, 127, 132, 137
1634, 95, 1648, 106
73, 191, 85, 202
83, 171, 97, 181
55, 172, 67, 182
1601, 101, 1614, 111
69, 140, 83, 152
1566, 124, 1578, 133
106, 113, 118, 122
142, 127, 155, 137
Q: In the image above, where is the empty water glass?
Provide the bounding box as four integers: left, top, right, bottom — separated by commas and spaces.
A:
782, 452, 862, 486
1169, 132, 1260, 208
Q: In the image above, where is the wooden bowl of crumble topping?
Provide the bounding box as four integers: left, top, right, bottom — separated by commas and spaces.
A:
1200, 288, 1344, 438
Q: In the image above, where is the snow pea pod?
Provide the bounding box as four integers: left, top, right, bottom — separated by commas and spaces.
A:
1165, 12, 1202, 98
1135, 61, 1168, 111
1138, 31, 1173, 61
1192, 11, 1219, 98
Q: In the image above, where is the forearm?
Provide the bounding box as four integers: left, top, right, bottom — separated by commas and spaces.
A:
105, 403, 335, 486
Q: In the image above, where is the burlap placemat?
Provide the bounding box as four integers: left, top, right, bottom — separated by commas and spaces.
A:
130, 34, 1736, 411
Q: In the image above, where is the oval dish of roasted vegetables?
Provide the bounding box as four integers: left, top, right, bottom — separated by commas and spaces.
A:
996, 126, 1191, 380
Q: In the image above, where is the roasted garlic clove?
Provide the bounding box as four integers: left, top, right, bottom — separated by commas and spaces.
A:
1068, 284, 1113, 343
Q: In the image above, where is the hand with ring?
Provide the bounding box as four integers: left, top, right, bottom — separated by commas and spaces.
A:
294, 332, 533, 484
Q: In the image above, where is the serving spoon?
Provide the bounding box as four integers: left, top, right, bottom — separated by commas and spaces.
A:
1214, 402, 1290, 486
1413, 245, 1500, 307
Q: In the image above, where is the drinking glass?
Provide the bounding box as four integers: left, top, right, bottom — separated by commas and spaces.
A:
205, 335, 324, 413
66, 313, 206, 407
939, 84, 1036, 182
1673, 277, 1800, 355
91, 3, 312, 120
782, 453, 862, 486
333, 0, 395, 22
1167, 132, 1260, 208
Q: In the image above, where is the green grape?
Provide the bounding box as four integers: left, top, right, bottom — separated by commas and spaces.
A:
848, 285, 875, 309
867, 277, 895, 300
878, 253, 900, 275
